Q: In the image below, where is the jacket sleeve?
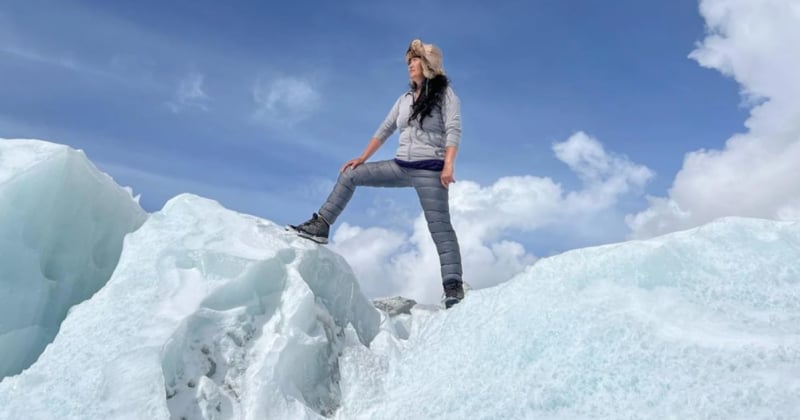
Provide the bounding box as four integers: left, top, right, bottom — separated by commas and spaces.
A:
443, 87, 462, 149
372, 95, 403, 143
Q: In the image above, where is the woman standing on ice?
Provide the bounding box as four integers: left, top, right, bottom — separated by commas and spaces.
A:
289, 38, 465, 309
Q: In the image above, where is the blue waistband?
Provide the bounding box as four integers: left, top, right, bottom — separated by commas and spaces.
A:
394, 158, 444, 171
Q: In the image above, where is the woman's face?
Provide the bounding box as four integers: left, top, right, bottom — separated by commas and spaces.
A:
408, 56, 424, 82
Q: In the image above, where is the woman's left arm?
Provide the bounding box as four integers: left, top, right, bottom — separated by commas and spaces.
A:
441, 87, 461, 189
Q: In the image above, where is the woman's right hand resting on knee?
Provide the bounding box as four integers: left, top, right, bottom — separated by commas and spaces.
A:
341, 138, 382, 173
341, 157, 366, 173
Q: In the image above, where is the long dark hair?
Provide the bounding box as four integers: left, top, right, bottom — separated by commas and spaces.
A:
408, 74, 449, 126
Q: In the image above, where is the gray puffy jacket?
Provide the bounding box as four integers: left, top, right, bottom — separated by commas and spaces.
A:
372, 86, 462, 161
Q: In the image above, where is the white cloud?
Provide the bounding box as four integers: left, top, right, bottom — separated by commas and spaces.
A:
555, 132, 654, 213
166, 72, 209, 113
252, 76, 320, 126
627, 0, 800, 238
777, 198, 800, 220
328, 224, 409, 298
330, 132, 653, 304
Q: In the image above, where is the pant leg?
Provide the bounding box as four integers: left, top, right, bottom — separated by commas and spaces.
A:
318, 160, 411, 225
410, 169, 463, 284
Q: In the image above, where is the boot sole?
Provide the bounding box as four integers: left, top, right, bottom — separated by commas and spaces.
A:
285, 226, 329, 244
443, 296, 462, 309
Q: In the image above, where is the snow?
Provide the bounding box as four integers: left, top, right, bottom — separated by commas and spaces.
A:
0, 190, 380, 419
1, 139, 799, 419
337, 217, 800, 419
0, 139, 147, 379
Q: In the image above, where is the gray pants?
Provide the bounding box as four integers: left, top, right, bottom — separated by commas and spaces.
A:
318, 159, 462, 285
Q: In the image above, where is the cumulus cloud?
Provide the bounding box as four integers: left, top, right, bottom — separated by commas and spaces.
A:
166, 72, 209, 113
330, 132, 653, 304
626, 0, 800, 238
252, 76, 320, 126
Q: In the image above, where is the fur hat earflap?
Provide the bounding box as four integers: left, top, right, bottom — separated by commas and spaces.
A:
405, 39, 445, 79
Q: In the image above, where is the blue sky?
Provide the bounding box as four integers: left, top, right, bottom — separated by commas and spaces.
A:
1, 0, 749, 259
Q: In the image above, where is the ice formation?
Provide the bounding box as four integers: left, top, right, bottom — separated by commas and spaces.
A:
1, 140, 799, 419
0, 140, 147, 379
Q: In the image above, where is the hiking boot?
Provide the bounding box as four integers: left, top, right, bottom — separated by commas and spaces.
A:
442, 279, 464, 309
288, 213, 330, 244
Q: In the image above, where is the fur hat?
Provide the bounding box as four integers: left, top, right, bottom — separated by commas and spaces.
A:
405, 39, 445, 79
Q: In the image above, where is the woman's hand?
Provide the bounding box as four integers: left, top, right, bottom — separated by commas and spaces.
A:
441, 165, 455, 189
441, 146, 458, 189
341, 157, 366, 173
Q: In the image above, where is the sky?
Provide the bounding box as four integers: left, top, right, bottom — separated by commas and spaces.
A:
2, 0, 799, 303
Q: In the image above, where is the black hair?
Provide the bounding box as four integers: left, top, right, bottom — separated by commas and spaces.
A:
408, 74, 449, 127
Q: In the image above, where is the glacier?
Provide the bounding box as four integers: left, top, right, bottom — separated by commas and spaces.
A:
337, 217, 800, 419
1, 139, 799, 419
0, 140, 147, 379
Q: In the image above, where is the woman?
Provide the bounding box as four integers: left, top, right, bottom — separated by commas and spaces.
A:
289, 39, 464, 309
